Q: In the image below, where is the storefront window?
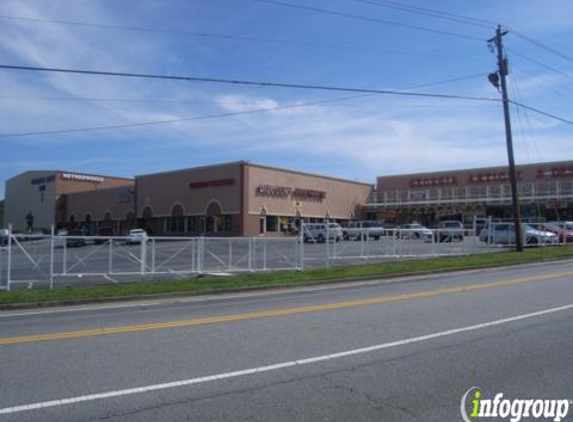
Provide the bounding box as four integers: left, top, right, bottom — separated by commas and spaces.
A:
266, 216, 278, 232
186, 216, 197, 234
224, 215, 232, 232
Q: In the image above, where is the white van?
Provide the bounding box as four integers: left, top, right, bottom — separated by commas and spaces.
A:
302, 223, 343, 243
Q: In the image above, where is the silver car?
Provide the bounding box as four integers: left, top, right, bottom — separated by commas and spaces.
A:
479, 223, 557, 245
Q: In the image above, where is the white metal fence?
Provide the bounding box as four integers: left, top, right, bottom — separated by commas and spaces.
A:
1, 225, 304, 291
1, 221, 570, 291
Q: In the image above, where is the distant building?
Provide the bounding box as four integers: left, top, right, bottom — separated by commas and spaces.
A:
4, 171, 133, 232
5, 160, 573, 234
365, 160, 573, 226
4, 162, 372, 236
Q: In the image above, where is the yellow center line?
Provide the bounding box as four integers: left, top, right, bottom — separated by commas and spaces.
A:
1, 271, 571, 346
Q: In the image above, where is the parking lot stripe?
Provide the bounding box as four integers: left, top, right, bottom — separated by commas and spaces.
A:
0, 271, 571, 346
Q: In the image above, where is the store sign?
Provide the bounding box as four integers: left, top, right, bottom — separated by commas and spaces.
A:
536, 166, 573, 179
189, 178, 235, 189
409, 176, 457, 188
468, 171, 522, 184
62, 173, 104, 183
115, 186, 134, 204
256, 184, 326, 202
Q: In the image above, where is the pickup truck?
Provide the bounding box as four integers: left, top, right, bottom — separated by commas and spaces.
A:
342, 221, 385, 240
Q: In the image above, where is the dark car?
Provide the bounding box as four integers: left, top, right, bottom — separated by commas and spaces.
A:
0, 229, 9, 246
95, 227, 116, 244
66, 229, 87, 247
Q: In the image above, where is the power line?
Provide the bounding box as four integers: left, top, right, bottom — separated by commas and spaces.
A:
0, 64, 498, 102
0, 73, 488, 138
344, 0, 495, 29
239, 0, 485, 41
0, 73, 485, 104
507, 47, 573, 81
509, 29, 573, 65
0, 14, 484, 61
510, 100, 573, 126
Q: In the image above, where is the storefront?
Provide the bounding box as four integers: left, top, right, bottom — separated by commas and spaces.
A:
131, 161, 372, 236
366, 160, 573, 226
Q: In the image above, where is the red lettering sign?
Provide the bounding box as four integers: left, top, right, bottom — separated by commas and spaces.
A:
409, 176, 457, 188
189, 179, 235, 189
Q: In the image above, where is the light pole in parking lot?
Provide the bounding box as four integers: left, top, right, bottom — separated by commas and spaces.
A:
488, 26, 524, 252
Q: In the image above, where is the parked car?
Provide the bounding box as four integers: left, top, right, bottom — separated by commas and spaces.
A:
125, 228, 149, 245
66, 229, 87, 247
479, 223, 558, 245
435, 221, 464, 242
342, 221, 385, 240
0, 229, 9, 246
56, 229, 68, 236
95, 227, 117, 244
396, 223, 433, 240
540, 221, 573, 243
303, 223, 343, 243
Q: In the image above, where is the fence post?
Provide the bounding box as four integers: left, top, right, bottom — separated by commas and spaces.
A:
108, 238, 114, 274
229, 238, 233, 270
487, 216, 493, 250
360, 227, 365, 258
151, 238, 156, 273
263, 237, 268, 271
299, 223, 305, 271
63, 238, 68, 275
325, 225, 330, 269
6, 224, 12, 292
140, 238, 147, 275
49, 225, 55, 289
248, 237, 253, 272
191, 238, 196, 272
197, 237, 204, 274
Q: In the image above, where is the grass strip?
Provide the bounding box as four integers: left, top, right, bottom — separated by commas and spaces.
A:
1, 246, 573, 305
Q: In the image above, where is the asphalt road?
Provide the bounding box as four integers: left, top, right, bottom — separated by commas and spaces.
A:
1, 260, 572, 421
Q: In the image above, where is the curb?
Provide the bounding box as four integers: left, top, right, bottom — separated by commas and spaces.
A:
1, 256, 572, 311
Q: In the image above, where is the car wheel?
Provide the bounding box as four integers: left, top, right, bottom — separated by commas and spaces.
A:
317, 234, 325, 243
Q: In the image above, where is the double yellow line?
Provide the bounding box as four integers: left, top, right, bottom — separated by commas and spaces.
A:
1, 271, 570, 346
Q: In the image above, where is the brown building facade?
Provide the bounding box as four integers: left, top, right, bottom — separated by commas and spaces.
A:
366, 160, 573, 226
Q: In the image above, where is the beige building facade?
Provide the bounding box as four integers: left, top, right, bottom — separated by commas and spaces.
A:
133, 162, 372, 236
4, 171, 133, 232
367, 160, 573, 225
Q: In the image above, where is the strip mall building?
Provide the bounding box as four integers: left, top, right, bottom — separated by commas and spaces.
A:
365, 160, 573, 226
4, 161, 372, 236
5, 160, 573, 235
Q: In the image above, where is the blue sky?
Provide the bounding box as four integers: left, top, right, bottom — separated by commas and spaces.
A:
0, 0, 571, 198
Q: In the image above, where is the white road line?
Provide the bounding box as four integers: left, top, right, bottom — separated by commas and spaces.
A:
1, 302, 572, 415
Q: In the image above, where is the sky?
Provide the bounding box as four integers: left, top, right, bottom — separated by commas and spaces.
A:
0, 0, 571, 198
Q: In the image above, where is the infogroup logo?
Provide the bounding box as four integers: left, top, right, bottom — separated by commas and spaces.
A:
461, 387, 571, 422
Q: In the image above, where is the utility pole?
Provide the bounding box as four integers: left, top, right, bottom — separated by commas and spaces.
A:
488, 25, 523, 252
